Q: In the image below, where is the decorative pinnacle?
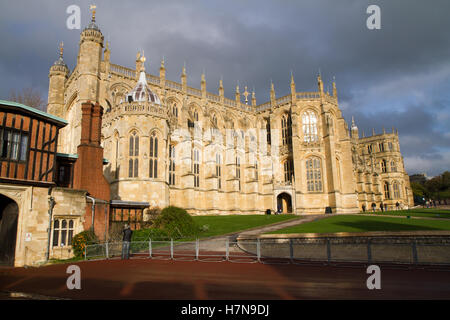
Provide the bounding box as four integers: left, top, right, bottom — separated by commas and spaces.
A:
59, 41, 64, 58
243, 86, 249, 104
90, 4, 97, 22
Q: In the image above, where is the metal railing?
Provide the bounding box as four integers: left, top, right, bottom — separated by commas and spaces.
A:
81, 237, 450, 266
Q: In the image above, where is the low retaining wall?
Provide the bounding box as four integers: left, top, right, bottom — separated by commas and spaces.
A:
237, 231, 450, 265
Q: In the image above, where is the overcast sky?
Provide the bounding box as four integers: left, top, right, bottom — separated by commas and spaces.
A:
0, 0, 449, 177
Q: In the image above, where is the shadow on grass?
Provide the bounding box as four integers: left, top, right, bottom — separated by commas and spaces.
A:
333, 220, 441, 232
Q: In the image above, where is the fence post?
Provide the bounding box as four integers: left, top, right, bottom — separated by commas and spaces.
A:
84, 245, 87, 261
106, 241, 109, 259
412, 240, 418, 265
326, 238, 331, 264
226, 237, 229, 261
367, 238, 372, 264
195, 239, 199, 261
289, 239, 294, 263
149, 239, 152, 259
170, 239, 174, 260
257, 238, 261, 263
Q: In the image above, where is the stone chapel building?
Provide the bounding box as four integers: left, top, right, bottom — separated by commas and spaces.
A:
47, 9, 414, 218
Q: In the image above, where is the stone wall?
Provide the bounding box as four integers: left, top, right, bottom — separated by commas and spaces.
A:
238, 231, 450, 265
0, 184, 86, 267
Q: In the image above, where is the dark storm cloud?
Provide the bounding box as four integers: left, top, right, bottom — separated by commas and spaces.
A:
0, 0, 449, 176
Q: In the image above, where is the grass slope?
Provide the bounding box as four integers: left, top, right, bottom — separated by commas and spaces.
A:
269, 214, 450, 234
360, 208, 450, 219
193, 214, 299, 238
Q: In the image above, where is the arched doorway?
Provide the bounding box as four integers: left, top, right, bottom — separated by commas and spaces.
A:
0, 194, 19, 266
277, 193, 292, 214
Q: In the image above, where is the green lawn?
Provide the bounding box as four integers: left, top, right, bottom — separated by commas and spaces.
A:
268, 214, 450, 234
131, 214, 300, 241
359, 208, 450, 219
193, 214, 299, 238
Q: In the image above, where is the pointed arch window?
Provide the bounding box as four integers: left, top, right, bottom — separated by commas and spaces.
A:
212, 114, 218, 127
172, 104, 178, 118
236, 156, 241, 191
306, 157, 322, 192
168, 145, 175, 185
393, 182, 400, 199
302, 111, 318, 143
266, 119, 271, 146
381, 159, 387, 173
281, 113, 292, 146
216, 153, 222, 190
284, 159, 294, 183
193, 148, 200, 188
384, 182, 390, 199
391, 161, 397, 172
149, 133, 158, 178
129, 131, 139, 178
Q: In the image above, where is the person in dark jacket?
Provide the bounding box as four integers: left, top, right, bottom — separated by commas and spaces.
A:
122, 224, 133, 259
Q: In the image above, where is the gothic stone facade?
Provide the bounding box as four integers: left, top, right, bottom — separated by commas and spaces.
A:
47, 19, 414, 216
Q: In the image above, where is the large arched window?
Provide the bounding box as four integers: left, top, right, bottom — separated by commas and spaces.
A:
284, 159, 294, 183
149, 132, 158, 178
302, 111, 318, 143
384, 182, 390, 199
306, 157, 322, 192
281, 113, 292, 146
168, 145, 175, 185
129, 131, 139, 178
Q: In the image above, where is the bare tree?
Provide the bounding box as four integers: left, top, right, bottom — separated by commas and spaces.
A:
9, 88, 46, 111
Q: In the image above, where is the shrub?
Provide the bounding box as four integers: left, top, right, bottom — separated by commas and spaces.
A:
153, 206, 199, 239
132, 227, 171, 241
72, 229, 99, 257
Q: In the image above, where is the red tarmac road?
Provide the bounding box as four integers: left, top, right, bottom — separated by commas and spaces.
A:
1, 257, 450, 300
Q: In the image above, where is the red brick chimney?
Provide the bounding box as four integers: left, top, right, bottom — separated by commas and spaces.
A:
73, 101, 110, 238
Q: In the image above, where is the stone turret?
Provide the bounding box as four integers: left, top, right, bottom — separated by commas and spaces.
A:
77, 6, 104, 104
47, 42, 69, 118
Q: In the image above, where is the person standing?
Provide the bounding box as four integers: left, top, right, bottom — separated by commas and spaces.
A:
122, 224, 133, 260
